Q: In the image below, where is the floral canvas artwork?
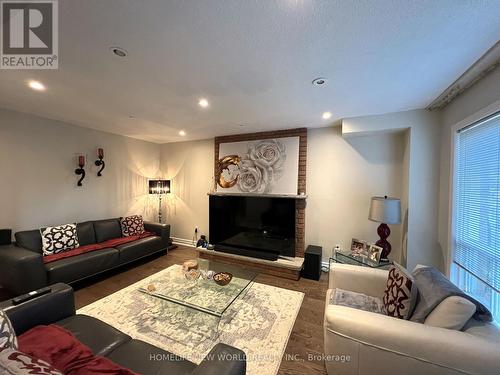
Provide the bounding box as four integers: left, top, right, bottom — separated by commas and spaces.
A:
216, 137, 300, 195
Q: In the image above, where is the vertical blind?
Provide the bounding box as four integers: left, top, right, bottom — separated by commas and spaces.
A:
454, 112, 500, 294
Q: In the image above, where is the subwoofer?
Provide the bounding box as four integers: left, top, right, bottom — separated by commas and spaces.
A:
301, 245, 322, 280
0, 229, 12, 246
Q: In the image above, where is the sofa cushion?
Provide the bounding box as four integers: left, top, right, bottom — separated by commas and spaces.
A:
14, 230, 42, 253
93, 218, 122, 243
0, 309, 18, 351
410, 265, 492, 323
330, 288, 384, 314
107, 339, 196, 375
382, 263, 417, 319
120, 215, 145, 237
55, 315, 131, 356
462, 319, 500, 345
76, 221, 96, 246
41, 224, 80, 256
46, 248, 119, 284
424, 296, 476, 330
0, 348, 63, 374
116, 236, 166, 264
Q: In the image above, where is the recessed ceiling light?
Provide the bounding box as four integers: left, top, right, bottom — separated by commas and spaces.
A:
110, 47, 127, 57
28, 80, 46, 91
322, 111, 332, 120
312, 77, 327, 86
179, 130, 186, 136
198, 98, 209, 108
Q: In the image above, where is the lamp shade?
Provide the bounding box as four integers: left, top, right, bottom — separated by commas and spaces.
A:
368, 196, 401, 224
149, 179, 171, 194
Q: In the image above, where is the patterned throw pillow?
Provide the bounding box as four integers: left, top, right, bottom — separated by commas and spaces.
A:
120, 215, 145, 237
382, 263, 418, 319
0, 309, 17, 352
40, 224, 80, 256
0, 348, 63, 374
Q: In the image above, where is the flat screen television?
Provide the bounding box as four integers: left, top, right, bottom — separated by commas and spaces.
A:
209, 195, 296, 260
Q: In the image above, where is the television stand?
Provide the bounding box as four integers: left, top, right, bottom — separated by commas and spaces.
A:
215, 244, 279, 261
196, 248, 304, 280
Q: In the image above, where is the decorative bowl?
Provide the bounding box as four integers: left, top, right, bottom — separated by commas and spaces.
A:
213, 272, 233, 286
184, 269, 200, 281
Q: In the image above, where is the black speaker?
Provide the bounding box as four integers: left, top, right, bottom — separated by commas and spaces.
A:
0, 229, 12, 246
301, 245, 322, 280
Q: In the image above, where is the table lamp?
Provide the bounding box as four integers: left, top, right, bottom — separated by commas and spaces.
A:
149, 179, 171, 223
368, 196, 401, 260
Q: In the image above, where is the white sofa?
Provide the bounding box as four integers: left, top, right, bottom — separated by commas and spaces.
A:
324, 263, 500, 375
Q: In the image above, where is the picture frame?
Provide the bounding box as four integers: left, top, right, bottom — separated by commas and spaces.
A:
366, 244, 384, 263
350, 238, 368, 256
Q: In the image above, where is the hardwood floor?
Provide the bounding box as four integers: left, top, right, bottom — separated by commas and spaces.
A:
3, 246, 329, 374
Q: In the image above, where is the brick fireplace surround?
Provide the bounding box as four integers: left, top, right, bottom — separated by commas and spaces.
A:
213, 127, 307, 258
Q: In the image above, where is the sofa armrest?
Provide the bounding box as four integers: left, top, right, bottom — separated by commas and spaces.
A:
191, 343, 246, 375
329, 263, 388, 298
0, 244, 47, 295
144, 222, 170, 243
324, 304, 500, 375
0, 283, 75, 335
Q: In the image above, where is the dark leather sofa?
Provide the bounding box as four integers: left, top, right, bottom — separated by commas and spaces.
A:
0, 283, 246, 375
0, 218, 171, 295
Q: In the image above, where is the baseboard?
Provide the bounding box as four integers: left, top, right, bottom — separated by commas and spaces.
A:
171, 237, 196, 248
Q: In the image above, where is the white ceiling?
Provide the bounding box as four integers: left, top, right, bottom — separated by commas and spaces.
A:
0, 0, 499, 143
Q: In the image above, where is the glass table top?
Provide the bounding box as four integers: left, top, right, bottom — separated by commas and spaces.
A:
139, 258, 258, 317
331, 251, 393, 269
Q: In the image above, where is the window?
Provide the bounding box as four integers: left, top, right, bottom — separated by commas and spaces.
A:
452, 112, 500, 323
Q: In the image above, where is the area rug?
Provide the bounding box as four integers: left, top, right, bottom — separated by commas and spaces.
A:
78, 264, 304, 375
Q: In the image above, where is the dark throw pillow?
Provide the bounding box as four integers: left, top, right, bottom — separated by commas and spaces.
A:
120, 215, 145, 237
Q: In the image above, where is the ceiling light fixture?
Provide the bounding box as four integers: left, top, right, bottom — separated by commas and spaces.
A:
322, 111, 332, 120
28, 80, 46, 91
179, 130, 186, 136
312, 77, 327, 86
198, 98, 209, 108
110, 47, 128, 57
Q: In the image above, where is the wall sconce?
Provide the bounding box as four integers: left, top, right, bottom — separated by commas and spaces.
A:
94, 148, 105, 176
75, 155, 86, 186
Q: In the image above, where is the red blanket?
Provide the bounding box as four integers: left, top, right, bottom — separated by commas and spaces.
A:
19, 325, 137, 375
43, 232, 155, 264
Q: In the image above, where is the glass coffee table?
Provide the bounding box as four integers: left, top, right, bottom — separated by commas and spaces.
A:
138, 258, 257, 343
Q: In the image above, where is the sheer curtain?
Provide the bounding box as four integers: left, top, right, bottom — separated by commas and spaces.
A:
452, 111, 500, 323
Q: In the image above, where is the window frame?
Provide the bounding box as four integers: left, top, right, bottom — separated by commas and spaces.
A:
448, 101, 500, 321
447, 100, 500, 278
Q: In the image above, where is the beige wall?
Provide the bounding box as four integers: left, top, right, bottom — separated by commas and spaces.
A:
160, 139, 214, 244
306, 126, 405, 262
343, 109, 442, 271
0, 108, 161, 235
160, 128, 406, 262
438, 68, 500, 275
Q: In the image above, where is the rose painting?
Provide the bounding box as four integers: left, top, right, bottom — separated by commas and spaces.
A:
216, 137, 300, 195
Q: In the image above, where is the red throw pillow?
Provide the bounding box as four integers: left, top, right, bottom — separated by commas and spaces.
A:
382, 263, 418, 319
18, 325, 137, 375
120, 215, 145, 237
